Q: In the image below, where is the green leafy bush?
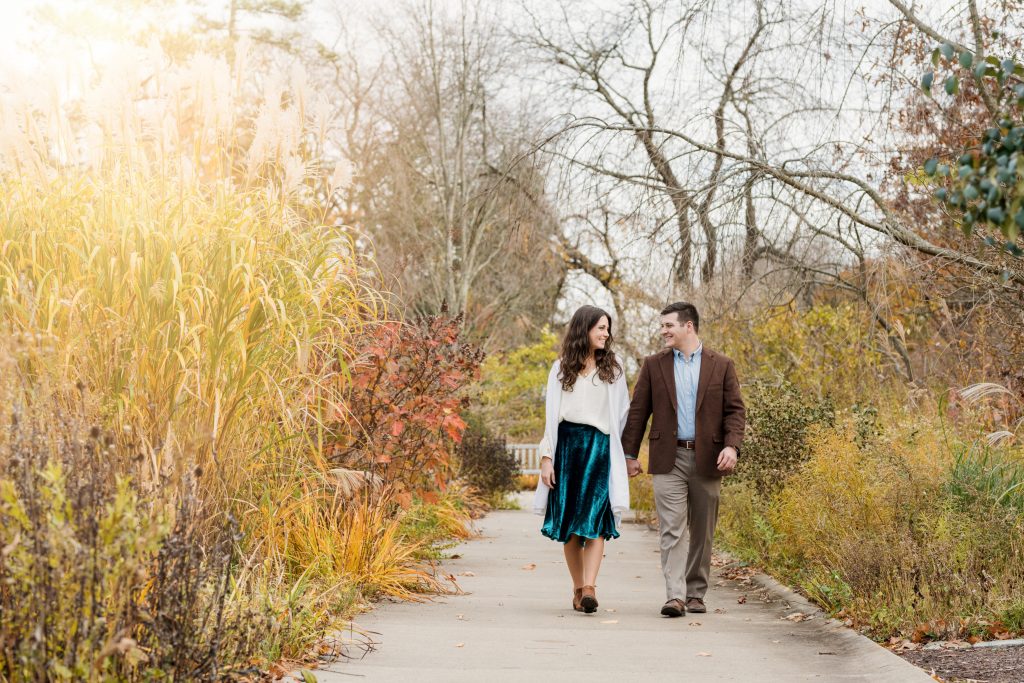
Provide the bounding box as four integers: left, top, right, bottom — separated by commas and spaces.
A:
457, 425, 521, 498
737, 380, 835, 495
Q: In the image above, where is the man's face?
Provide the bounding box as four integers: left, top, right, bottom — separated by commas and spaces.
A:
660, 313, 692, 348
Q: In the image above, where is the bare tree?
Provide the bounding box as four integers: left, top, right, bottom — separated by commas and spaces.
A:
315, 1, 566, 349
515, 0, 1024, 379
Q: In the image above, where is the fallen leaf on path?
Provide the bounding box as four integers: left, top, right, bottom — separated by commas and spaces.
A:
459, 571, 475, 577
696, 652, 712, 657
688, 622, 702, 627
450, 554, 462, 559
600, 620, 619, 624
455, 643, 465, 648
737, 595, 747, 604
521, 563, 536, 571
269, 663, 286, 679
714, 608, 726, 614
784, 612, 813, 622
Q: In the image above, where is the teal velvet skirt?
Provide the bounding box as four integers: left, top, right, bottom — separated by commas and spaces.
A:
541, 421, 620, 544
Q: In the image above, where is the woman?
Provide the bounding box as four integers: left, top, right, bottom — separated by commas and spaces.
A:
533, 305, 630, 614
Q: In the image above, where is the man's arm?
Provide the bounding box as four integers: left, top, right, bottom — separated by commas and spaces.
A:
621, 358, 653, 458
722, 359, 746, 452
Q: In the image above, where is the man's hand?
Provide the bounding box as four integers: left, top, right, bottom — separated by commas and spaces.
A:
717, 446, 738, 473
540, 457, 555, 488
626, 458, 643, 478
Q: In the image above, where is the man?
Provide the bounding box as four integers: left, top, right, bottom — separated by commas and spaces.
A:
621, 302, 746, 617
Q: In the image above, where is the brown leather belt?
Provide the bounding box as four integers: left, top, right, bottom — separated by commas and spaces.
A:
676, 439, 696, 449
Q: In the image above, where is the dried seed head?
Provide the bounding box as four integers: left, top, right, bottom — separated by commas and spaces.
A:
89, 426, 101, 439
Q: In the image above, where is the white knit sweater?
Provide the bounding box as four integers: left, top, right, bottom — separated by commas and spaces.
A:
532, 360, 631, 527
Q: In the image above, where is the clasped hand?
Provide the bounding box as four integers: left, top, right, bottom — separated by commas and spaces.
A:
626, 458, 643, 478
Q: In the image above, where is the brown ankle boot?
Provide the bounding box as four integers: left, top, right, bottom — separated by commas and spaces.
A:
580, 585, 598, 613
572, 587, 584, 611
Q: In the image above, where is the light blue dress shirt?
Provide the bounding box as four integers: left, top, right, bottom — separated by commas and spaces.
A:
674, 344, 702, 441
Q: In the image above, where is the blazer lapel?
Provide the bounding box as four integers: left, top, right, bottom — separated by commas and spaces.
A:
658, 351, 678, 413
695, 348, 716, 414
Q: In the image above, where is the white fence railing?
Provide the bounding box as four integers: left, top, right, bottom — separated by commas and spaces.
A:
508, 443, 542, 474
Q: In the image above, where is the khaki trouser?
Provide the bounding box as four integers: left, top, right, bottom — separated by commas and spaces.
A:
651, 446, 721, 601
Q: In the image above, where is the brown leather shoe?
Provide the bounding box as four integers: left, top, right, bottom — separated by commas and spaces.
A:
572, 587, 584, 612
660, 598, 685, 617
685, 597, 706, 613
580, 585, 598, 613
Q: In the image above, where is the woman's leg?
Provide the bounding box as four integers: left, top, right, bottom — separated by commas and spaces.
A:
582, 537, 605, 586
563, 535, 585, 587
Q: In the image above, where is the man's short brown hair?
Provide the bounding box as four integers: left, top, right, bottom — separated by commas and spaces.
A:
660, 302, 699, 332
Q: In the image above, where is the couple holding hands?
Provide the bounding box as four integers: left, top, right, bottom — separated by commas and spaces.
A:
533, 302, 746, 617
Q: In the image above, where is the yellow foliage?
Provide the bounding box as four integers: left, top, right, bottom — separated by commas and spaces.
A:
771, 426, 897, 568
714, 302, 886, 405
251, 473, 447, 604
721, 408, 1024, 640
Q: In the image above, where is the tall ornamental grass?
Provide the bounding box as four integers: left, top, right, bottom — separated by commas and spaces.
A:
0, 40, 465, 678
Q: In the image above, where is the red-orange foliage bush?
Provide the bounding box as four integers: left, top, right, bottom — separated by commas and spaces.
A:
328, 313, 484, 503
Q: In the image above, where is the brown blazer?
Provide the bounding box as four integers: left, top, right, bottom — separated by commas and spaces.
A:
621, 346, 746, 478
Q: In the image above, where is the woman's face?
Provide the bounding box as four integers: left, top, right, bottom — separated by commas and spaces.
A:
588, 316, 610, 352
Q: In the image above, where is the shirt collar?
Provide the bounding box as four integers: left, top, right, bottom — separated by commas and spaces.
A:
673, 343, 702, 363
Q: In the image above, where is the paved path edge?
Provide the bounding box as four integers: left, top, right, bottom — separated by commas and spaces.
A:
716, 550, 933, 681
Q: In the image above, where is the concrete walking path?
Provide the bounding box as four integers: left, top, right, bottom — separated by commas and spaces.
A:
314, 500, 932, 682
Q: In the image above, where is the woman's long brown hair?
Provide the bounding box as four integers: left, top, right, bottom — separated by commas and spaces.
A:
558, 305, 621, 391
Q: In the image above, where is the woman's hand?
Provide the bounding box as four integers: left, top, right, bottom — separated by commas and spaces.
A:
540, 456, 555, 488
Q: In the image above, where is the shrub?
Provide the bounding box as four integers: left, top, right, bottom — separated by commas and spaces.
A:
717, 479, 778, 565
327, 313, 485, 502
457, 425, 520, 498
720, 410, 1024, 642
736, 380, 835, 495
